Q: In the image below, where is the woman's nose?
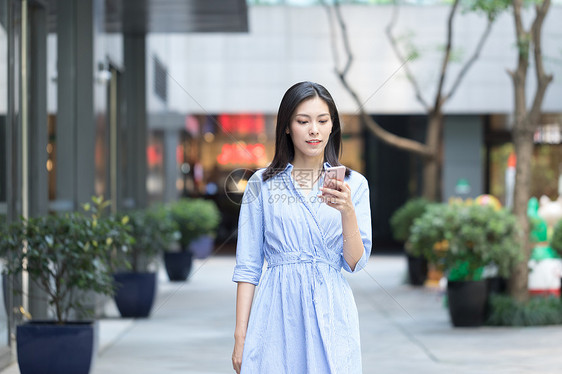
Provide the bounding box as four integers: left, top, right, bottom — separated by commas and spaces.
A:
309, 122, 319, 134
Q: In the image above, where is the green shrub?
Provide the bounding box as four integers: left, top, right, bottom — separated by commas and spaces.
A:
118, 205, 180, 272
390, 198, 432, 242
169, 198, 221, 251
409, 202, 522, 280
486, 294, 562, 326
0, 196, 133, 323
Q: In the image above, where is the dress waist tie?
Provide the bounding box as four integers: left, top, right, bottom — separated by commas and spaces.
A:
267, 254, 340, 302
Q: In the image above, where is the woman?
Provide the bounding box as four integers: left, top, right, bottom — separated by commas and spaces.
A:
232, 81, 372, 374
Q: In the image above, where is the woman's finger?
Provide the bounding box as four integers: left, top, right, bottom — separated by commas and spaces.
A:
321, 187, 348, 200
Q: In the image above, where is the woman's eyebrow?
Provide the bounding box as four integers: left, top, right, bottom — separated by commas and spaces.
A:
295, 113, 330, 118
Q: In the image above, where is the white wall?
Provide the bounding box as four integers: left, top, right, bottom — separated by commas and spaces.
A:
147, 4, 562, 115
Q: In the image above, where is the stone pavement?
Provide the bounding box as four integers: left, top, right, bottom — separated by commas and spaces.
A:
2, 254, 562, 374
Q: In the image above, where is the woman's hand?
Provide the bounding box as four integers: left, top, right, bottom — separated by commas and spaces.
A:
232, 336, 244, 374
319, 180, 354, 215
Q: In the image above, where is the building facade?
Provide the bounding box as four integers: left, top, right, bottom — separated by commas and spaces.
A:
0, 0, 561, 368
0, 0, 247, 368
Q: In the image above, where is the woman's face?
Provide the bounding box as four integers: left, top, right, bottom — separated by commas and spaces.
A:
287, 97, 333, 162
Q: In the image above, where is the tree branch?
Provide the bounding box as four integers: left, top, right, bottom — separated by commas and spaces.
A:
385, 1, 430, 110
360, 111, 434, 157
434, 0, 460, 110
336, 72, 433, 157
325, 1, 341, 72
529, 0, 553, 121
442, 16, 494, 103
513, 0, 525, 41
325, 1, 433, 158
333, 2, 353, 78
511, 0, 529, 126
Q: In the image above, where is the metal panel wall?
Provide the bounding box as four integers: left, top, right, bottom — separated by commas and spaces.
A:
443, 115, 484, 201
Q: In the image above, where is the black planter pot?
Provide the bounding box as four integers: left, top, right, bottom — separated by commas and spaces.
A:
189, 235, 215, 259
406, 254, 428, 286
447, 279, 488, 327
164, 251, 193, 281
17, 321, 98, 374
487, 276, 507, 296
113, 272, 157, 318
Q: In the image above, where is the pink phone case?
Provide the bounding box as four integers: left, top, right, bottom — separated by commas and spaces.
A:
323, 165, 345, 190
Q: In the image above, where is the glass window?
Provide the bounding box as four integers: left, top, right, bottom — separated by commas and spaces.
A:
488, 115, 562, 207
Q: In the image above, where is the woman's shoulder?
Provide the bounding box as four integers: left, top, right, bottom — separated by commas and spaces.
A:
246, 167, 272, 189
346, 168, 369, 187
245, 168, 267, 190
250, 168, 267, 181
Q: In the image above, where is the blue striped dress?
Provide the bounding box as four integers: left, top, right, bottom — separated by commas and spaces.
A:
233, 162, 372, 374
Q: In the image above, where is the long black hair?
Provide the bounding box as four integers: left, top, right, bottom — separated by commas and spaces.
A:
263, 81, 350, 181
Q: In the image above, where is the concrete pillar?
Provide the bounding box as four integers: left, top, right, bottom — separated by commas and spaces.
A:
28, 0, 48, 217
124, 34, 147, 209
55, 0, 95, 211
27, 0, 49, 320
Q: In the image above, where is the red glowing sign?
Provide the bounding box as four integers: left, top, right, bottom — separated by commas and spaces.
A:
147, 145, 163, 166
217, 143, 266, 165
218, 114, 265, 135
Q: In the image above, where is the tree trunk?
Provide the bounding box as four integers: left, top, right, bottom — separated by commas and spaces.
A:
509, 124, 534, 302
507, 0, 552, 302
422, 112, 443, 200
422, 158, 439, 201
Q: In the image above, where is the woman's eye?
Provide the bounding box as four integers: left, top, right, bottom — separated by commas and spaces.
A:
319, 120, 328, 124
297, 120, 308, 125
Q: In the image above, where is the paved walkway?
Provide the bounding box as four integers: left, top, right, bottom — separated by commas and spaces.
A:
3, 255, 562, 373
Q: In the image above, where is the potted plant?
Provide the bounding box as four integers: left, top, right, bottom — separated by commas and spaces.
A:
390, 198, 432, 286
112, 204, 179, 317
0, 196, 132, 374
410, 202, 521, 326
165, 198, 221, 281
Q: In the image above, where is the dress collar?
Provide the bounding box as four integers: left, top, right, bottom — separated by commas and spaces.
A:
282, 161, 332, 175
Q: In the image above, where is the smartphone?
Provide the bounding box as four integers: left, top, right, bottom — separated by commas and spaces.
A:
323, 165, 346, 191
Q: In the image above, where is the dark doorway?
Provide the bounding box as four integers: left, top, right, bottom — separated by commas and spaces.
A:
364, 115, 427, 252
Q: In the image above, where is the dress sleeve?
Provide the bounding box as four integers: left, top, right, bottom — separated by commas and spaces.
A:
342, 176, 373, 273
232, 172, 265, 285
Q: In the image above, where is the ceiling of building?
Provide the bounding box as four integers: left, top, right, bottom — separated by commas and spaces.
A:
47, 0, 248, 34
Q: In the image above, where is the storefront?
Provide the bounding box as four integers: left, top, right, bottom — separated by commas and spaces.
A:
486, 113, 562, 207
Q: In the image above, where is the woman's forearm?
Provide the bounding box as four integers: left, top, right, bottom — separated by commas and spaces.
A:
235, 282, 256, 339
341, 209, 364, 271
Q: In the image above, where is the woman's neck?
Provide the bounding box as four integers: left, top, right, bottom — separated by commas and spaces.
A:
291, 155, 324, 173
